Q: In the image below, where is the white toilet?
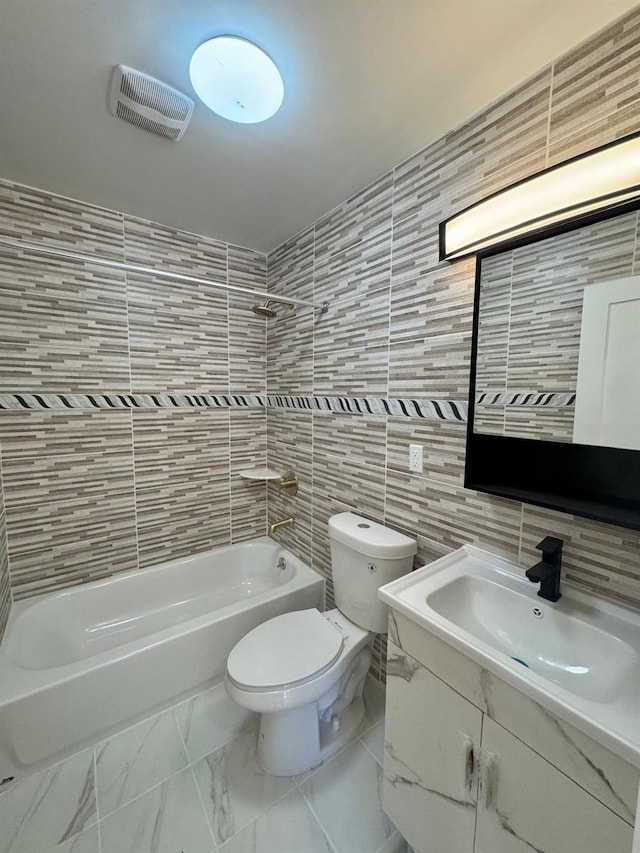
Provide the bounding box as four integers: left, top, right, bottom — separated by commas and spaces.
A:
224, 512, 416, 776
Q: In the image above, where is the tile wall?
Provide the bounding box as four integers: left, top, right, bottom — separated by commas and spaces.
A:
264, 5, 640, 678
0, 476, 9, 644
0, 182, 269, 639
1, 7, 640, 676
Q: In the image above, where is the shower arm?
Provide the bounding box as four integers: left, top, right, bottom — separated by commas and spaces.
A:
0, 236, 329, 313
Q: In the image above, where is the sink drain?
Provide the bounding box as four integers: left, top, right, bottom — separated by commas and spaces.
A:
511, 657, 530, 668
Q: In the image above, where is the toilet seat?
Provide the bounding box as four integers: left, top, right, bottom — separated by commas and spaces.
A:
226, 609, 344, 691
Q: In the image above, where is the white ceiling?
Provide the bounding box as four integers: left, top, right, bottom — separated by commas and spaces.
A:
0, 0, 636, 253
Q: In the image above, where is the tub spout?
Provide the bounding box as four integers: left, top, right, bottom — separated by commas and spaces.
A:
269, 517, 294, 535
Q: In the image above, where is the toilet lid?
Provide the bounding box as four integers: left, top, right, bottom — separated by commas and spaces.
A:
226, 609, 344, 690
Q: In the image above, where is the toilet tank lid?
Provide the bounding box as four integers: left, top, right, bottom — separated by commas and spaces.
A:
328, 512, 417, 559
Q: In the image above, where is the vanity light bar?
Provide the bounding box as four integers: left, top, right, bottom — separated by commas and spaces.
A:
439, 132, 640, 261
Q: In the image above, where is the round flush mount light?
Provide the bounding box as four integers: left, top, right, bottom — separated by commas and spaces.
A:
189, 36, 284, 124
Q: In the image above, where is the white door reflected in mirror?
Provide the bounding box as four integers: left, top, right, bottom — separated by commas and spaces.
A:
574, 276, 640, 451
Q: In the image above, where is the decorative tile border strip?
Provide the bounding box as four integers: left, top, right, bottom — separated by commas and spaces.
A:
476, 392, 575, 407
0, 393, 266, 410
0, 393, 468, 421
266, 395, 467, 421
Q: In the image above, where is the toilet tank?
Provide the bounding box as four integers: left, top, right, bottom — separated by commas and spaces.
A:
329, 512, 416, 633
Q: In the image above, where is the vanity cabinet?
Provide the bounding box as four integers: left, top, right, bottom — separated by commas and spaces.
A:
475, 717, 631, 853
384, 653, 481, 852
383, 613, 638, 853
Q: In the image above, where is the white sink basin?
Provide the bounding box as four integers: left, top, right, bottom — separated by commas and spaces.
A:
427, 572, 636, 702
379, 545, 640, 764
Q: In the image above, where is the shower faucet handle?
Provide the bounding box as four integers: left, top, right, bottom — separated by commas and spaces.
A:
278, 470, 298, 496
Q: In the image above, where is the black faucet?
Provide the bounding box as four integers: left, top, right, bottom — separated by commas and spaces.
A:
526, 536, 563, 602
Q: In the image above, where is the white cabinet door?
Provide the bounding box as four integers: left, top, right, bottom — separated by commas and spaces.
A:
383, 643, 482, 853
475, 717, 634, 853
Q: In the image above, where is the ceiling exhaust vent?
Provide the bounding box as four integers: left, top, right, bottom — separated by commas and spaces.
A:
108, 65, 194, 142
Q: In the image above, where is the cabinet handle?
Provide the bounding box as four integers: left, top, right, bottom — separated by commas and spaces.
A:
462, 735, 475, 800
479, 751, 498, 811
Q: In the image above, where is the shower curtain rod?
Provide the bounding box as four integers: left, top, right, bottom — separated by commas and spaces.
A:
0, 236, 329, 312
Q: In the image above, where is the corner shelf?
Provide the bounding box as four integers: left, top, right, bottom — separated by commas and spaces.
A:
238, 467, 282, 481
238, 467, 299, 496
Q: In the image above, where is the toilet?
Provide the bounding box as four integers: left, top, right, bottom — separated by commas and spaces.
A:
224, 512, 416, 776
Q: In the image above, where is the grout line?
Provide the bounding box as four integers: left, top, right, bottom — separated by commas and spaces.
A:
357, 731, 383, 769
188, 763, 219, 852
122, 216, 141, 575
171, 703, 193, 768
0, 442, 13, 611
310, 222, 317, 566
502, 248, 516, 438
517, 502, 526, 566
383, 176, 394, 526
121, 215, 133, 397
96, 752, 198, 824
296, 783, 341, 853
128, 408, 141, 572
544, 63, 555, 169
225, 246, 234, 546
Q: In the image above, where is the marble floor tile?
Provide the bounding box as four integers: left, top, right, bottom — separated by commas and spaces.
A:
359, 676, 386, 733
300, 739, 395, 853
174, 682, 255, 763
0, 748, 96, 853
45, 826, 100, 853
193, 724, 296, 846
219, 788, 335, 853
95, 708, 188, 817
360, 718, 385, 766
99, 767, 214, 853
1, 679, 403, 853
374, 831, 409, 853
294, 741, 352, 788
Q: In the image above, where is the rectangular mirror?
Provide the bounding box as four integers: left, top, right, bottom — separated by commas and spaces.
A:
466, 206, 640, 531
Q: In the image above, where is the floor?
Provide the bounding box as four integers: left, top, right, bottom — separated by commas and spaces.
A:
0, 677, 411, 853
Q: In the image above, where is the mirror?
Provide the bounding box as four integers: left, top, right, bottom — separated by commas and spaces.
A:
466, 206, 640, 531
474, 211, 640, 450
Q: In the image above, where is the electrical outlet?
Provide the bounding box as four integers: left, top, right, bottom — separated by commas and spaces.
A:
409, 443, 423, 473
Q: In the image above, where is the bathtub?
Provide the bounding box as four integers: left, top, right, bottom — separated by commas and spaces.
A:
0, 537, 323, 782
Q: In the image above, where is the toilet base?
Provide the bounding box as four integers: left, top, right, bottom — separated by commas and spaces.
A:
257, 695, 366, 776
255, 644, 371, 776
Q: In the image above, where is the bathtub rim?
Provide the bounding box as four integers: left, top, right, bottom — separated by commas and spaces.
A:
0, 537, 324, 706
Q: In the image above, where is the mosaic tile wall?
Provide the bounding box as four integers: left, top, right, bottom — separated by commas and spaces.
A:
0, 473, 9, 643
475, 212, 640, 441
0, 181, 269, 618
1, 7, 640, 672
264, 5, 640, 678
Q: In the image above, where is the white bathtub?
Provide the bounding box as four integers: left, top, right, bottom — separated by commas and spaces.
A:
0, 537, 323, 782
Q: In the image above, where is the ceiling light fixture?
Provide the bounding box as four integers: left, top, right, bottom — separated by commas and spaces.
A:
189, 35, 284, 124
439, 132, 640, 261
